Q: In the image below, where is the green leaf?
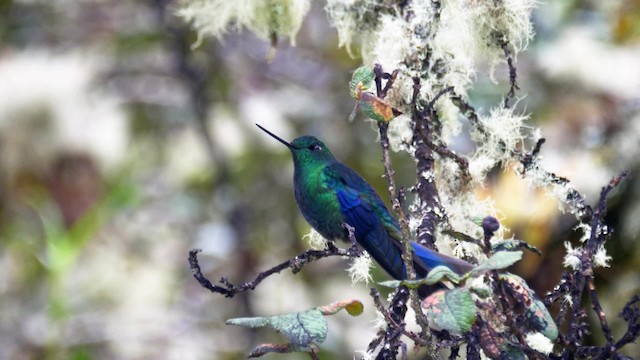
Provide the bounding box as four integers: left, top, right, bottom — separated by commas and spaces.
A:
227, 309, 327, 347
378, 280, 403, 288
378, 266, 460, 289
344, 301, 364, 316
525, 299, 558, 341
422, 289, 477, 335
350, 66, 375, 99
492, 239, 542, 255
424, 265, 461, 285
470, 251, 523, 276
226, 316, 270, 328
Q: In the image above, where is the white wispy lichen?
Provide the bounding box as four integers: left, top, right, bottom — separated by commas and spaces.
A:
473, 106, 529, 166
372, 310, 387, 331
366, 15, 409, 71
347, 252, 373, 285
575, 222, 592, 243
525, 332, 554, 355
470, 0, 536, 52
594, 245, 612, 268
302, 228, 328, 249
468, 154, 497, 183
325, 0, 381, 56
177, 0, 310, 47
387, 114, 414, 153
563, 242, 581, 270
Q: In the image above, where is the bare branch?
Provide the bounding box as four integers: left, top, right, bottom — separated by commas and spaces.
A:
188, 233, 363, 298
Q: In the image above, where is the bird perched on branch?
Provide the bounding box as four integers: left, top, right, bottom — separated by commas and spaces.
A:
256, 124, 472, 281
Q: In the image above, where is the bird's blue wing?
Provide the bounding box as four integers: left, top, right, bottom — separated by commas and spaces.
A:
324, 162, 473, 282
326, 162, 407, 280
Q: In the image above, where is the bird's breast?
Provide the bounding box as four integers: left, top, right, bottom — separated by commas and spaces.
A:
294, 166, 346, 241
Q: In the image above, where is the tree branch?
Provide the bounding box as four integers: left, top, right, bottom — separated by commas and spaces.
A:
188, 232, 363, 298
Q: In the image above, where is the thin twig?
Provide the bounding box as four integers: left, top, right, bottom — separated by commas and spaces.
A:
189, 238, 363, 298
497, 37, 519, 109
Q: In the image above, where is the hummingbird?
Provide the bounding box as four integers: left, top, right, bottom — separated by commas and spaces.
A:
256, 124, 472, 281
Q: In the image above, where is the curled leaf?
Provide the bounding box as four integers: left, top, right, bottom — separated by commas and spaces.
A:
350, 66, 375, 99
422, 289, 477, 335
359, 92, 395, 123
318, 299, 363, 317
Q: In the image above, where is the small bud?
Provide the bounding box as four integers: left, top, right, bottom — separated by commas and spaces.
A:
482, 216, 500, 234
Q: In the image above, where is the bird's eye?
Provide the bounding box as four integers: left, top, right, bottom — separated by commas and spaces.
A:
310, 144, 322, 151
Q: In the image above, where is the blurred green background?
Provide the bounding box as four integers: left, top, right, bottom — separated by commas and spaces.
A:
1, 0, 639, 359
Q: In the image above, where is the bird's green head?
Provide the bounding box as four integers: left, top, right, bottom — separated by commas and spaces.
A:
256, 124, 336, 167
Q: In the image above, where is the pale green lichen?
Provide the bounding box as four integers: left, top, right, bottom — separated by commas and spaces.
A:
475, 107, 529, 164
178, 0, 310, 47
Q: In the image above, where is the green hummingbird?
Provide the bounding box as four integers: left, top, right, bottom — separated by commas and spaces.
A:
257, 124, 472, 280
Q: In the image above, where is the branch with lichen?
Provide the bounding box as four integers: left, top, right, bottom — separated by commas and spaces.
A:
178, 0, 639, 358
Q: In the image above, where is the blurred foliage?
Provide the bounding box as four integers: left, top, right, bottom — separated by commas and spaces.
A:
0, 0, 639, 359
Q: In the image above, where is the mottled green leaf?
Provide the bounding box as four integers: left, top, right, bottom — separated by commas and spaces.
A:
499, 273, 534, 294
525, 299, 558, 341
350, 66, 375, 99
421, 289, 477, 335
470, 251, 523, 276
227, 309, 327, 347
268, 309, 327, 346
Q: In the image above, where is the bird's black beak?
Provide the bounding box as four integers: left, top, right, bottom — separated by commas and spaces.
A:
256, 124, 293, 149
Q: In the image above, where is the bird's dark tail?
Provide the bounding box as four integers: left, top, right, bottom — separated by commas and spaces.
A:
411, 241, 474, 277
